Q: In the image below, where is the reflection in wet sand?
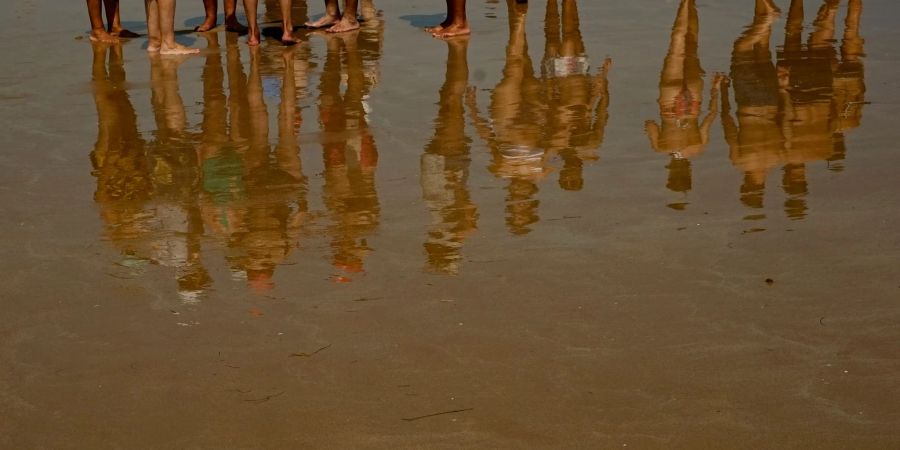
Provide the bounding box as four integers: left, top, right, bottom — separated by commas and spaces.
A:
722, 0, 866, 220
198, 35, 309, 292
91, 43, 212, 302
421, 38, 478, 274
777, 0, 865, 219
89, 8, 385, 294
722, 0, 784, 219
469, 0, 610, 234
645, 0, 721, 210
316, 9, 383, 280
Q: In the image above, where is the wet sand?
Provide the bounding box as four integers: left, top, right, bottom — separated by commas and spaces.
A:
1, 0, 900, 447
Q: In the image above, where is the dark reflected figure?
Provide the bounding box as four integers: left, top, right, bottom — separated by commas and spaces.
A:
830, 0, 866, 170
90, 43, 211, 302
146, 52, 209, 299
90, 43, 153, 257
721, 0, 784, 218
541, 0, 611, 192
644, 0, 722, 210
776, 0, 865, 220
421, 37, 478, 275
722, 0, 866, 221
239, 46, 307, 290
196, 34, 251, 286
90, 44, 149, 209
314, 14, 383, 280
476, 1, 543, 235
469, 0, 611, 234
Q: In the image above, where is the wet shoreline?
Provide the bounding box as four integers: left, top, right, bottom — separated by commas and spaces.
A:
2, 0, 899, 447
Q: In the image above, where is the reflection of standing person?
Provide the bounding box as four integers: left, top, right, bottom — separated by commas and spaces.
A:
90, 43, 150, 216
541, 0, 611, 191
470, 0, 544, 235
197, 33, 248, 270
830, 0, 866, 170
91, 45, 211, 301
777, 0, 864, 219
468, 0, 610, 234
229, 46, 308, 291
721, 0, 783, 215
315, 24, 382, 280
721, 0, 866, 221
776, 0, 840, 220
146, 53, 210, 300
421, 37, 478, 274
644, 0, 721, 207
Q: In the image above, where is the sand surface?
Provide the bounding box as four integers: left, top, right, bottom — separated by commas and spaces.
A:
1, 0, 899, 447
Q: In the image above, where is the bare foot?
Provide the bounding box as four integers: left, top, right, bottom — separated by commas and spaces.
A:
111, 28, 140, 38
160, 42, 200, 55
225, 18, 249, 35
424, 19, 451, 33
432, 23, 469, 39
90, 28, 118, 43
147, 40, 161, 52
281, 30, 300, 45
327, 17, 359, 33
247, 28, 261, 46
194, 18, 217, 32
305, 14, 341, 28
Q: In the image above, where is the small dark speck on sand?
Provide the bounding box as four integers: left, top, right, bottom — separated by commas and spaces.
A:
765, 278, 774, 285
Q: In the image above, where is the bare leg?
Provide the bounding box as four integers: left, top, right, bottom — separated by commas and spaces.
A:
156, 0, 201, 54
306, 0, 341, 28
328, 0, 360, 33
104, 0, 140, 36
425, 0, 452, 32
243, 0, 260, 45
196, 0, 218, 31
281, 0, 299, 43
88, 0, 118, 42
223, 0, 249, 33
145, 0, 162, 51
432, 0, 469, 38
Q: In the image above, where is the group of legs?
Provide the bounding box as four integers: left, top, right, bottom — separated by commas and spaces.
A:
240, 0, 474, 44
87, 0, 474, 51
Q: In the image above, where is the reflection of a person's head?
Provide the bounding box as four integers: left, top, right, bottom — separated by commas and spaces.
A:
506, 178, 540, 235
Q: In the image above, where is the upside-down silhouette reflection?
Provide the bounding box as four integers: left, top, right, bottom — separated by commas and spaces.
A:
645, 0, 722, 210
722, 0, 866, 220
315, 8, 383, 280
421, 37, 478, 275
469, 0, 610, 234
